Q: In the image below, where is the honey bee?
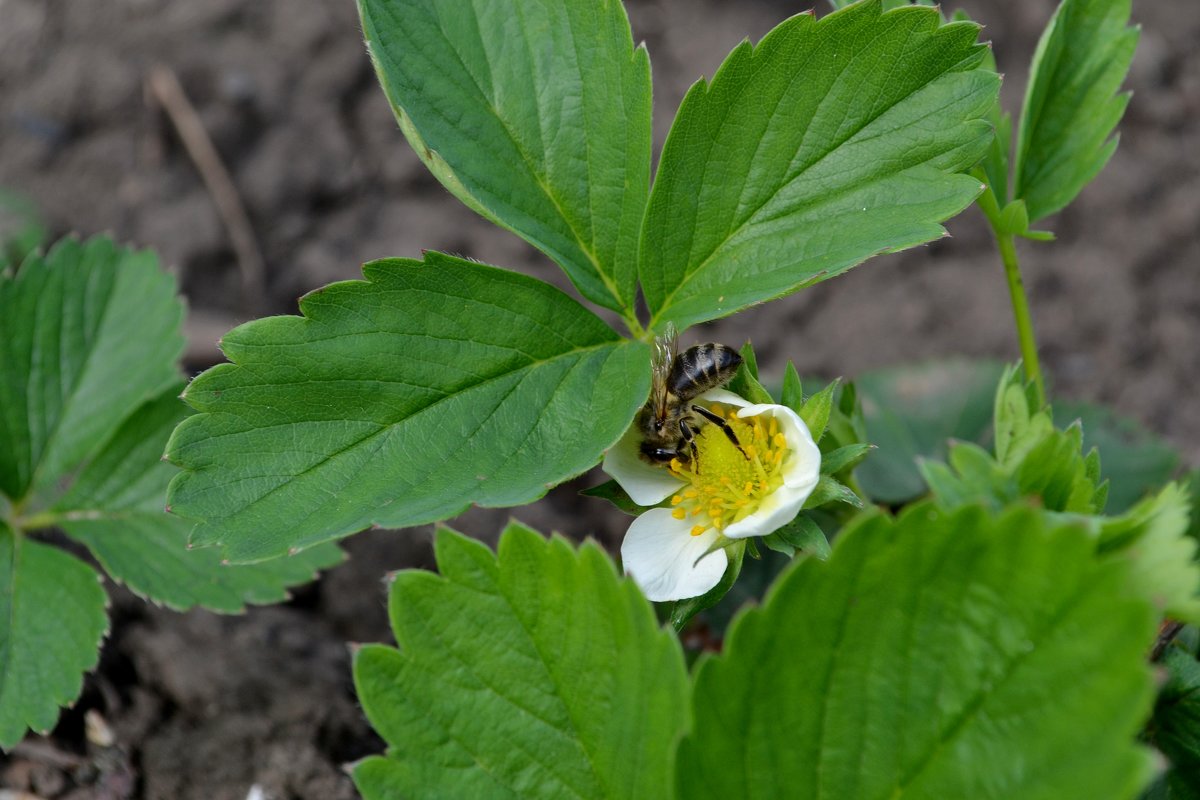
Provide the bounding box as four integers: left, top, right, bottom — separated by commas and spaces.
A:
638, 323, 746, 465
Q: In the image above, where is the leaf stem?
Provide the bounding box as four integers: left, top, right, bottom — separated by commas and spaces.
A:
623, 314, 646, 340
10, 509, 110, 531
995, 232, 1046, 408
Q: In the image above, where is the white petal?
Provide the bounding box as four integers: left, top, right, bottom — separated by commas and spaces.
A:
771, 405, 822, 493
723, 404, 822, 539
697, 388, 752, 408
602, 422, 685, 506
621, 509, 728, 602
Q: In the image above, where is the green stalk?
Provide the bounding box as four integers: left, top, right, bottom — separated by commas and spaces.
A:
996, 232, 1046, 408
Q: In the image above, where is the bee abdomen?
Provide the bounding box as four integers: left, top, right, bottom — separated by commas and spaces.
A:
669, 343, 742, 400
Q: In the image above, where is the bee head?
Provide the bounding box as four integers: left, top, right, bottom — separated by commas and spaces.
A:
639, 441, 681, 464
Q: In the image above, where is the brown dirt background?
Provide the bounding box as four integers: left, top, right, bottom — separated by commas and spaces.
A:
1, 0, 1197, 797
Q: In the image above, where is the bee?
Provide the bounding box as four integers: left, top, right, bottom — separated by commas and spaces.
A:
638, 323, 747, 465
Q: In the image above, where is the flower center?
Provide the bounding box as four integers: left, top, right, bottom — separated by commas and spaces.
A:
667, 405, 790, 536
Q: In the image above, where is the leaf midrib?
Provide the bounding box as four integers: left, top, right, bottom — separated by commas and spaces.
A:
0, 531, 18, 713
392, 1, 625, 313
648, 38, 975, 327
889, 564, 1098, 797
197, 341, 622, 524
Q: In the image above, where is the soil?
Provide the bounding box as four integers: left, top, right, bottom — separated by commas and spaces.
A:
1, 0, 1198, 797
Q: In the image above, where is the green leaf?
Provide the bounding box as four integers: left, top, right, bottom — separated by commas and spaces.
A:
677, 504, 1158, 800
358, 0, 651, 316
998, 199, 1031, 236
51, 388, 342, 612
0, 522, 109, 749
1096, 483, 1200, 624
640, 0, 998, 329
855, 359, 1004, 503
1014, 0, 1138, 222
352, 523, 689, 800
167, 252, 650, 563
974, 32, 1012, 209
0, 236, 184, 503
1020, 228, 1057, 242
1145, 646, 1200, 799
829, 0, 937, 11
0, 190, 46, 272
1054, 400, 1179, 514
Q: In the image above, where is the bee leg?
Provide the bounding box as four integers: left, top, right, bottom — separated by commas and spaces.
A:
679, 418, 700, 465
692, 405, 750, 460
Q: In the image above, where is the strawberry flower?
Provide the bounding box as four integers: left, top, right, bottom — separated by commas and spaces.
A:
603, 389, 821, 602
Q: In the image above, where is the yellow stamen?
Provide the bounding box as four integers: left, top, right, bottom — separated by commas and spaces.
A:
661, 405, 792, 535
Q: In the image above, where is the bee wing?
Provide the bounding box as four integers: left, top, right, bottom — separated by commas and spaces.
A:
650, 323, 678, 415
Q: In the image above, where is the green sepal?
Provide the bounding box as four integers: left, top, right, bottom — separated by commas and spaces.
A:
727, 342, 773, 405
761, 515, 831, 561
821, 444, 875, 477
800, 379, 841, 443
580, 479, 652, 517
669, 539, 747, 631
781, 362, 804, 413
803, 475, 864, 510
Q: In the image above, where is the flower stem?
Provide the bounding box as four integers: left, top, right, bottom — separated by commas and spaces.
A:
996, 232, 1046, 408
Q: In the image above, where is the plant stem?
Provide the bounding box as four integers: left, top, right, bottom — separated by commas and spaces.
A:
12, 510, 58, 530
996, 232, 1046, 408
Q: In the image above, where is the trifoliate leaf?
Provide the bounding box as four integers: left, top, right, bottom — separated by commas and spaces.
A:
677, 504, 1158, 800
0, 236, 183, 504
640, 0, 998, 329
1014, 0, 1138, 222
353, 523, 689, 800
167, 253, 650, 563
358, 0, 651, 316
0, 522, 108, 749
52, 388, 341, 612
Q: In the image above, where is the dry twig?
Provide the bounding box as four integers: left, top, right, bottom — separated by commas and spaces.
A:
146, 64, 266, 314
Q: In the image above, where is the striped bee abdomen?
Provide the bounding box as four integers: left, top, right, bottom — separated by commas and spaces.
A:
668, 343, 743, 401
